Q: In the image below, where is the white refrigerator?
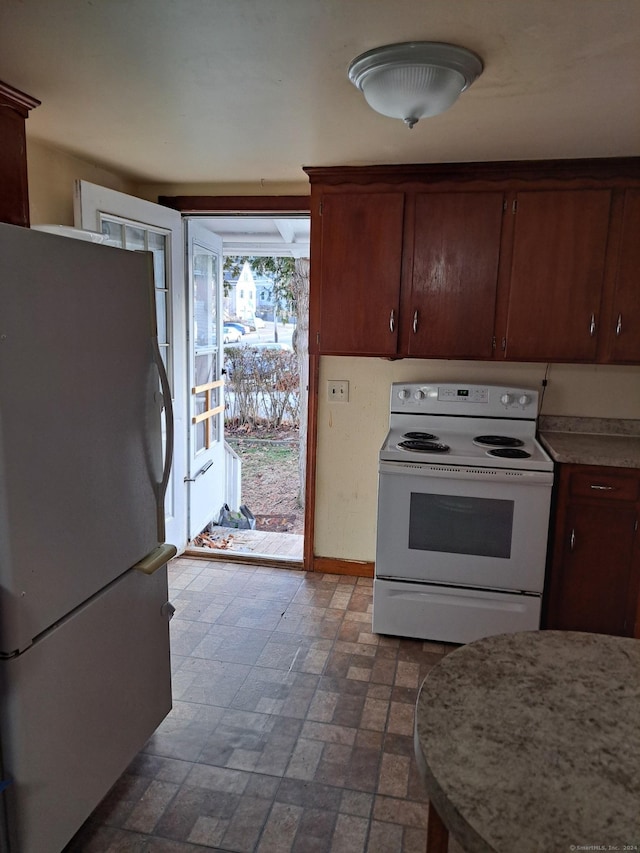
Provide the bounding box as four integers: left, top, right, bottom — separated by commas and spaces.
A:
0, 222, 177, 853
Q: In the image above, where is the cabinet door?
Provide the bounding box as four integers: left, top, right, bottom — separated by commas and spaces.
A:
406, 192, 504, 358
551, 502, 637, 636
317, 193, 404, 355
605, 189, 640, 363
504, 190, 612, 361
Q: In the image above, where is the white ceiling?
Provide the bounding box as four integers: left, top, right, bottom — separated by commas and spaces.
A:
203, 215, 310, 257
1, 0, 639, 187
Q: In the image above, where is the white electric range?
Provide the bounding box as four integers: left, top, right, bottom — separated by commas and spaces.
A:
374, 382, 554, 644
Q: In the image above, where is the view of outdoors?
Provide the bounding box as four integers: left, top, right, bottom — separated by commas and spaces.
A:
192, 254, 309, 557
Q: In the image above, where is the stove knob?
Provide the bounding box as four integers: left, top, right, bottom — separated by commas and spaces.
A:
500, 393, 514, 406
414, 389, 426, 401
518, 394, 531, 407
398, 388, 410, 400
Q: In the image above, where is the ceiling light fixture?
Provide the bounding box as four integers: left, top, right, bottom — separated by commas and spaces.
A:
348, 41, 483, 129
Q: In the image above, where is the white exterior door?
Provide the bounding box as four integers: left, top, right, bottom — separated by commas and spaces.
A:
74, 181, 187, 551
186, 220, 226, 539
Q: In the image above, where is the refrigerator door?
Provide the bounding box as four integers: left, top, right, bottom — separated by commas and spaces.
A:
0, 223, 164, 654
0, 564, 172, 853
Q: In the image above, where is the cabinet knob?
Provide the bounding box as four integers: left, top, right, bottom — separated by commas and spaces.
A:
589, 313, 596, 336
590, 484, 614, 491
412, 310, 419, 334
389, 309, 395, 333
570, 528, 576, 550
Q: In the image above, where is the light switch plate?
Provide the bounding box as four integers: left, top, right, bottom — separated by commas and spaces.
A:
328, 380, 349, 402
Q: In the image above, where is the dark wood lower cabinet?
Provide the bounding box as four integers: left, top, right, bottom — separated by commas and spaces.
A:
546, 465, 640, 637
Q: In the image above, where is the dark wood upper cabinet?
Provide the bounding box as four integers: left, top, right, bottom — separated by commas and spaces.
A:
503, 190, 612, 361
405, 192, 504, 359
305, 159, 640, 364
315, 192, 404, 356
0, 81, 40, 227
601, 189, 640, 363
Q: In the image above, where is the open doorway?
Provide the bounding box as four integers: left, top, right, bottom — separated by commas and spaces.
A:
188, 214, 310, 564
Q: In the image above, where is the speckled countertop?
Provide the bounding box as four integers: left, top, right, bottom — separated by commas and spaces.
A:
414, 630, 640, 853
538, 416, 640, 469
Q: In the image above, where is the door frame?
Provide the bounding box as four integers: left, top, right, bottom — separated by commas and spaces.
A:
160, 195, 316, 571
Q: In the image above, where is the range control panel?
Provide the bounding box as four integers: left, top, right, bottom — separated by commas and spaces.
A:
437, 386, 489, 403
391, 383, 540, 419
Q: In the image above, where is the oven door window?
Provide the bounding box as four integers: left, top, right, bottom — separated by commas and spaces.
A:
408, 492, 514, 559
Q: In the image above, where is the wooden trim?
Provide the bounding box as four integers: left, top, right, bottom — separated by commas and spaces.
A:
0, 81, 41, 118
184, 548, 303, 570
192, 378, 224, 394
159, 195, 310, 213
312, 556, 375, 578
192, 404, 224, 424
303, 158, 640, 189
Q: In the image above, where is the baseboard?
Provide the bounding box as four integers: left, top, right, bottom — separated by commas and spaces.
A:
313, 556, 374, 578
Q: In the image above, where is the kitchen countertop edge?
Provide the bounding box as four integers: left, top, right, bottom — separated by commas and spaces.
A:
538, 416, 640, 469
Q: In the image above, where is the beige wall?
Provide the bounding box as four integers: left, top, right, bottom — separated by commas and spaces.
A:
26, 139, 309, 224
27, 138, 135, 226
315, 357, 640, 563
25, 142, 640, 567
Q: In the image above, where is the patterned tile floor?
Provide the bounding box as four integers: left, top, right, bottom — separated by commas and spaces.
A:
66, 557, 463, 852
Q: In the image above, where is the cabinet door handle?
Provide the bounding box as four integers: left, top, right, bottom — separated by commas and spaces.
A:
590, 484, 614, 491
412, 310, 419, 334
389, 309, 395, 333
615, 313, 623, 335
570, 529, 575, 550
589, 313, 596, 336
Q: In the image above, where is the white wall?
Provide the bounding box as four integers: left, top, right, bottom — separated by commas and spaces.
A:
315, 357, 640, 562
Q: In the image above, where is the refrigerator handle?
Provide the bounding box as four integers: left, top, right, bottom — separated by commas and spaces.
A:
150, 328, 174, 543
145, 260, 173, 541
133, 543, 178, 575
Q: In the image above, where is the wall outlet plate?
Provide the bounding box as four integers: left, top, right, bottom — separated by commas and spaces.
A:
328, 380, 349, 402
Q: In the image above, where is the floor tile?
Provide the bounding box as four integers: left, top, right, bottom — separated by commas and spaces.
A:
65, 556, 461, 853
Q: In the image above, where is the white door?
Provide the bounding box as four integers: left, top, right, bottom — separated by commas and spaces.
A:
186, 220, 226, 539
74, 181, 187, 550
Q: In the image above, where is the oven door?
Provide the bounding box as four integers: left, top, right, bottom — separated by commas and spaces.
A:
376, 461, 553, 593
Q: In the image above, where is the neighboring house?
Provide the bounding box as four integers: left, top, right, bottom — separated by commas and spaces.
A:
254, 273, 275, 320
224, 261, 256, 322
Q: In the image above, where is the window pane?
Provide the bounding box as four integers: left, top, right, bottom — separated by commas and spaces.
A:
195, 353, 215, 386
125, 225, 145, 251
193, 246, 218, 348
148, 232, 167, 288
155, 290, 167, 344
409, 493, 514, 558
100, 220, 124, 247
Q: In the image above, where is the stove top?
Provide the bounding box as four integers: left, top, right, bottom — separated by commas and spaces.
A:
380, 383, 554, 472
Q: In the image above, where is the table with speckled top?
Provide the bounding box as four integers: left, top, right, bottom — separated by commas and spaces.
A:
414, 631, 640, 853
